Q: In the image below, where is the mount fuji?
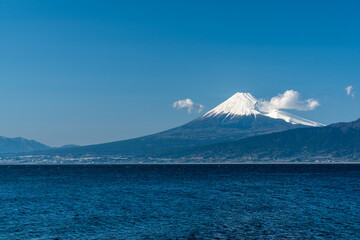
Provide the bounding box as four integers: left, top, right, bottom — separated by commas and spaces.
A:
32, 92, 323, 159
203, 92, 323, 127
156, 92, 323, 144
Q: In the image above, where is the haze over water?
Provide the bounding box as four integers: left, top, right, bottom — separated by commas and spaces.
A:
1, 164, 359, 239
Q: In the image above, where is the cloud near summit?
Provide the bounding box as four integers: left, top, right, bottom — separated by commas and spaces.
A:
260, 90, 320, 112
345, 86, 355, 97
172, 99, 205, 114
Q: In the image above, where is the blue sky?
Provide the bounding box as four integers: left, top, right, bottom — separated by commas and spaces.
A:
1, 0, 360, 146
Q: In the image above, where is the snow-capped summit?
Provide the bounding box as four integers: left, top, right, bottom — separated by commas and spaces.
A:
203, 92, 324, 127
203, 92, 261, 117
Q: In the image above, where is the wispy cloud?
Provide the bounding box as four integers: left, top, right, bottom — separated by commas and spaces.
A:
172, 99, 205, 114
345, 86, 355, 98
260, 90, 320, 112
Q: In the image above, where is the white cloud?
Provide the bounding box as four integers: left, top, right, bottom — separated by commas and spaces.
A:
345, 86, 355, 97
172, 99, 205, 114
260, 90, 320, 112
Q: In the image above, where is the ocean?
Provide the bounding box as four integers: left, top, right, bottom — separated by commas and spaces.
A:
0, 164, 359, 239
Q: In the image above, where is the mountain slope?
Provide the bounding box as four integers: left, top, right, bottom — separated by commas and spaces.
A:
161, 118, 360, 162
0, 136, 50, 153
38, 92, 322, 157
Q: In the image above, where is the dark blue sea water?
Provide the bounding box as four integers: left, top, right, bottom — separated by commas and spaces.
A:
0, 164, 359, 239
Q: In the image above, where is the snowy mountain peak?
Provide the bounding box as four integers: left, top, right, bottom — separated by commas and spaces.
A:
204, 92, 261, 117
203, 92, 324, 127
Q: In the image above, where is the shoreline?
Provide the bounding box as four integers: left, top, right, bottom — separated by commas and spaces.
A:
0, 162, 360, 166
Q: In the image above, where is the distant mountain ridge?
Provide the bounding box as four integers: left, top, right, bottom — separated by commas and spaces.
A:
0, 136, 50, 153
159, 118, 360, 163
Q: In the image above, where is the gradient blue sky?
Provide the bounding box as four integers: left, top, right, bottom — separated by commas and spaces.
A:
1, 0, 360, 146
